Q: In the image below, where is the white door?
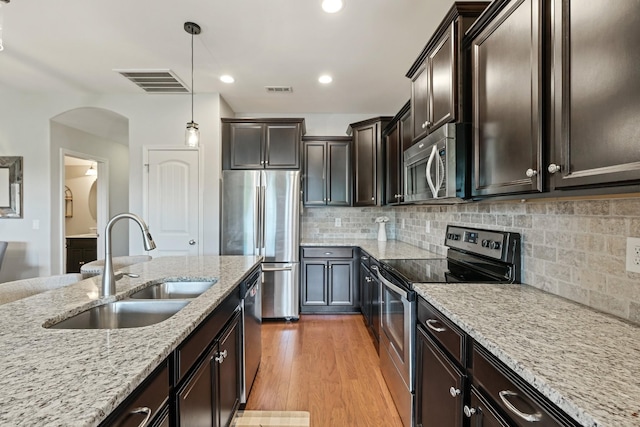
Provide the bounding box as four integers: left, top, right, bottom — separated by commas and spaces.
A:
146, 149, 200, 257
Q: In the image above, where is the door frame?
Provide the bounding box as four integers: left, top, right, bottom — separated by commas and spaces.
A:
142, 145, 204, 256
58, 149, 110, 272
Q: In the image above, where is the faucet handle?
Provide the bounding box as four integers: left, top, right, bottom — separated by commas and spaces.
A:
114, 271, 140, 281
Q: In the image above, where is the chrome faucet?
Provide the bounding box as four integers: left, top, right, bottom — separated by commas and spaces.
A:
101, 213, 156, 297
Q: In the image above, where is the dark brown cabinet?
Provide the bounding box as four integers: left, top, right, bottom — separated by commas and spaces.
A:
349, 117, 391, 206
416, 327, 465, 427
359, 251, 380, 349
407, 3, 488, 144
302, 137, 351, 206
384, 102, 410, 205
177, 309, 241, 427
549, 0, 640, 190
66, 237, 97, 273
222, 118, 305, 170
301, 247, 358, 313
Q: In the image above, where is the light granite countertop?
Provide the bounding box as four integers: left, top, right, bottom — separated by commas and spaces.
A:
300, 238, 442, 260
414, 283, 640, 427
0, 255, 261, 427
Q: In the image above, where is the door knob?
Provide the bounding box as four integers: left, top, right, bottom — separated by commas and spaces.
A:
189, 240, 196, 245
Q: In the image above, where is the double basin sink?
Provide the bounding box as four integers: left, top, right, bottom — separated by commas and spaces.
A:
48, 280, 217, 330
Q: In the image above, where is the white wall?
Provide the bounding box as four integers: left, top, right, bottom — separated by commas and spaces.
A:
0, 87, 223, 281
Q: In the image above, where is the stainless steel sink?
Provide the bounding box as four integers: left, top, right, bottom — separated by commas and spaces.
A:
47, 300, 190, 329
128, 280, 218, 299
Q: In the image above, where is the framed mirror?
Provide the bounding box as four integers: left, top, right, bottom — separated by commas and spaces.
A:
0, 156, 23, 218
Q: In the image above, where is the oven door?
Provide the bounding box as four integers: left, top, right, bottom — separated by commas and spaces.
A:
377, 269, 416, 389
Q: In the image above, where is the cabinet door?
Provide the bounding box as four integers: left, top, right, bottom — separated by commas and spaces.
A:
416, 327, 465, 427
400, 108, 413, 154
229, 123, 264, 169
301, 260, 328, 306
551, 0, 640, 189
216, 312, 241, 427
353, 123, 378, 206
471, 0, 544, 197
429, 24, 456, 131
265, 124, 300, 169
328, 260, 354, 306
385, 123, 401, 205
465, 387, 511, 427
303, 142, 326, 206
359, 262, 372, 325
327, 141, 351, 206
411, 62, 430, 142
178, 347, 215, 427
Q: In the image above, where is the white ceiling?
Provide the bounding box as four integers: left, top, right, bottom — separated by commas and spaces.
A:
0, 0, 483, 115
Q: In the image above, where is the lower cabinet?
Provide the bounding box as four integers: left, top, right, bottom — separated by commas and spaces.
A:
177, 310, 241, 427
417, 297, 581, 427
359, 251, 380, 348
300, 247, 358, 313
66, 237, 97, 273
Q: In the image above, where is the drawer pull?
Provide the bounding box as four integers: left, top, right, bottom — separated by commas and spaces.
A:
324, 252, 332, 255
361, 256, 369, 261
499, 390, 543, 422
463, 405, 476, 418
425, 319, 446, 333
449, 387, 461, 397
130, 407, 152, 427
371, 266, 379, 271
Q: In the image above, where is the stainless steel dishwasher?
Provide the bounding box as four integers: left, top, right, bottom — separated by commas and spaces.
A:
241, 268, 262, 404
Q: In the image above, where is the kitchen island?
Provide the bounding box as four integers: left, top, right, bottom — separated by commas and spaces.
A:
0, 255, 261, 427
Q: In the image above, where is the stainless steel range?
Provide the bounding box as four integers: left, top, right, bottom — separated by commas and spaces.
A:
376, 225, 521, 427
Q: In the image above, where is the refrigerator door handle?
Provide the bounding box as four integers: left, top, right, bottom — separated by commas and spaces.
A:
260, 185, 266, 250
255, 186, 261, 253
262, 264, 293, 272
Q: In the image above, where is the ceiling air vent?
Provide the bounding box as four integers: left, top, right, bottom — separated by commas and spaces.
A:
114, 69, 189, 93
265, 86, 293, 93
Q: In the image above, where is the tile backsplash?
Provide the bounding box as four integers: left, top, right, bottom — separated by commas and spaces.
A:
301, 197, 640, 324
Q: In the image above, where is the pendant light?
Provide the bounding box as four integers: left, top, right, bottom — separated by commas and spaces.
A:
184, 22, 201, 147
85, 163, 97, 176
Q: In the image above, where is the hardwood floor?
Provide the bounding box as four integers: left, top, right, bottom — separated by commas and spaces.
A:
245, 314, 403, 427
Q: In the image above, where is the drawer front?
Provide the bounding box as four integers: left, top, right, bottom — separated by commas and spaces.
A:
302, 247, 354, 259
109, 361, 169, 427
472, 344, 574, 427
418, 298, 465, 366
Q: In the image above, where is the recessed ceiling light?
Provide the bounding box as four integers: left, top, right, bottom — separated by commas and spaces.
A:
322, 0, 344, 13
319, 75, 333, 84
220, 75, 235, 84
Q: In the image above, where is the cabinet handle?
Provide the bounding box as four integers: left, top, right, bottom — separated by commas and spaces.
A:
371, 196, 375, 201
370, 265, 378, 271
324, 252, 332, 255
361, 256, 369, 261
214, 354, 224, 363
220, 349, 228, 359
499, 390, 542, 422
449, 387, 461, 397
365, 277, 372, 283
463, 405, 476, 418
189, 239, 196, 245
421, 123, 426, 129
130, 407, 152, 427
425, 319, 446, 332
426, 121, 432, 128
548, 163, 561, 174
260, 161, 265, 165
79, 261, 85, 266
525, 168, 538, 178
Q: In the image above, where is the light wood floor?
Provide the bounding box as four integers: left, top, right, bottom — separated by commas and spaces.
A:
245, 314, 403, 427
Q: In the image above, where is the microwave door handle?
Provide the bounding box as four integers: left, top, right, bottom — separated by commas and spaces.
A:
426, 145, 438, 198
436, 152, 445, 193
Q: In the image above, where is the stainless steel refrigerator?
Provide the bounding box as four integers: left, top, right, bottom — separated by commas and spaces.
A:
220, 170, 300, 319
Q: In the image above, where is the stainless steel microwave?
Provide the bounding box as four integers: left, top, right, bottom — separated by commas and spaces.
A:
403, 123, 469, 203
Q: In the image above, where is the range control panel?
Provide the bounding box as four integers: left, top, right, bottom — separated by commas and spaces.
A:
445, 225, 520, 262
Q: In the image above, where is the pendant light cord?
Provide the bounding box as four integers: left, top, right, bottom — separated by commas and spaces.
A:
191, 31, 194, 122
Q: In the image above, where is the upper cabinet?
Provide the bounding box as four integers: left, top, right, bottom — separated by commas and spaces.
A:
302, 137, 352, 207
383, 101, 410, 205
348, 117, 392, 207
549, 0, 640, 190
468, 0, 544, 197
406, 2, 489, 145
222, 118, 306, 170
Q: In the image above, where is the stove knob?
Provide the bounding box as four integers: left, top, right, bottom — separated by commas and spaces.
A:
490, 241, 501, 250
453, 234, 460, 240
482, 239, 489, 248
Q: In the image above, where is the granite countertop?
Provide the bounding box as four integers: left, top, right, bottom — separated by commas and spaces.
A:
300, 238, 442, 260
414, 283, 640, 427
0, 255, 261, 427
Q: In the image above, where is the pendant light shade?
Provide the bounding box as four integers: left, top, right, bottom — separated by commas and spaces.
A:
85, 163, 97, 176
184, 22, 201, 147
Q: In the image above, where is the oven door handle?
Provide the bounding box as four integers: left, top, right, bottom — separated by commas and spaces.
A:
376, 268, 410, 300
